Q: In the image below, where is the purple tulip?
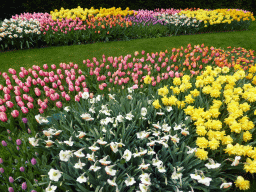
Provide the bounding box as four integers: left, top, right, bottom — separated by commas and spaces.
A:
22, 182, 27, 190
1, 140, 7, 146
20, 167, 25, 172
9, 176, 14, 183
22, 117, 28, 123
16, 139, 22, 145
8, 187, 14, 192
31, 158, 37, 165
0, 167, 4, 173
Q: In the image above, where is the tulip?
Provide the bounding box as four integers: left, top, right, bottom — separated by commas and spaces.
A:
43, 64, 48, 70
27, 102, 34, 109
0, 105, 6, 112
1, 140, 7, 146
51, 64, 56, 70
39, 108, 44, 114
40, 102, 47, 110
175, 72, 180, 78
22, 118, 28, 124
4, 94, 11, 101
8, 187, 14, 192
17, 101, 25, 107
56, 101, 62, 108
75, 95, 80, 102
11, 110, 19, 118
20, 167, 25, 172
21, 107, 29, 114
0, 112, 8, 122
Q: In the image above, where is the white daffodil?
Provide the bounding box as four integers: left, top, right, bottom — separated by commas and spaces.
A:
97, 137, 108, 145
147, 140, 156, 147
59, 150, 73, 162
147, 147, 156, 155
141, 107, 147, 116
64, 136, 74, 146
139, 183, 149, 192
125, 173, 136, 186
170, 134, 180, 143
81, 92, 89, 99
28, 137, 39, 147
35, 114, 49, 124
125, 112, 134, 120
173, 124, 182, 130
158, 164, 167, 173
105, 164, 117, 176
99, 155, 111, 165
190, 173, 201, 180
108, 94, 116, 100
186, 146, 197, 154
86, 152, 97, 162
64, 106, 70, 112
110, 142, 119, 153
45, 182, 57, 192
89, 161, 101, 172
231, 156, 241, 166
152, 121, 161, 129
166, 106, 173, 112
127, 95, 133, 100
152, 155, 163, 167
139, 147, 147, 156
139, 159, 150, 170
74, 148, 85, 158
127, 87, 133, 93
122, 149, 132, 162
107, 177, 117, 186
140, 173, 151, 185
133, 147, 141, 158
76, 131, 86, 139
171, 167, 182, 180
197, 176, 212, 186
162, 123, 171, 132
76, 173, 88, 183
48, 168, 62, 182
89, 107, 96, 113
116, 114, 124, 122
220, 182, 232, 189
88, 143, 100, 152
74, 159, 86, 169
80, 113, 94, 121
205, 159, 221, 169
152, 130, 161, 137
181, 128, 189, 136
43, 128, 56, 136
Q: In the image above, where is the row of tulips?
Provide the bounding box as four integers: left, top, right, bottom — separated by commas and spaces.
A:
1, 7, 254, 51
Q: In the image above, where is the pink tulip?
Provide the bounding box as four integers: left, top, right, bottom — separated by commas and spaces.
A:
43, 64, 48, 70
0, 85, 3, 90
65, 94, 70, 101
75, 86, 80, 92
58, 85, 64, 91
0, 112, 8, 122
4, 94, 11, 101
45, 91, 50, 97
49, 77, 55, 82
99, 84, 104, 90
74, 64, 78, 69
51, 64, 56, 70
39, 70, 44, 76
0, 99, 4, 105
52, 83, 57, 89
169, 71, 174, 77
6, 101, 14, 108
39, 108, 44, 114
152, 81, 156, 86
32, 79, 37, 85
40, 81, 45, 86
191, 70, 196, 75
49, 89, 55, 94
157, 76, 161, 83
54, 75, 59, 81
40, 102, 47, 110
69, 86, 74, 92
27, 96, 33, 103
23, 86, 29, 93
37, 99, 42, 106
142, 50, 145, 55
3, 87, 10, 94
75, 95, 80, 102
0, 105, 6, 112
43, 86, 50, 92
175, 72, 180, 78
56, 101, 62, 108
50, 94, 56, 101
27, 102, 34, 109
35, 89, 41, 96
21, 107, 29, 114
11, 110, 19, 118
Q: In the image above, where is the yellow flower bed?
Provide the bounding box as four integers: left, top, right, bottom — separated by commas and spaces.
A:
49, 6, 136, 22
152, 65, 256, 175
178, 9, 255, 27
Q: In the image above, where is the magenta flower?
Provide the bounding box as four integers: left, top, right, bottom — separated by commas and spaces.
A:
8, 187, 14, 192
22, 182, 27, 190
0, 167, 4, 173
20, 167, 25, 172
16, 139, 22, 145
31, 158, 37, 165
1, 140, 7, 146
22, 118, 28, 123
9, 176, 14, 183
